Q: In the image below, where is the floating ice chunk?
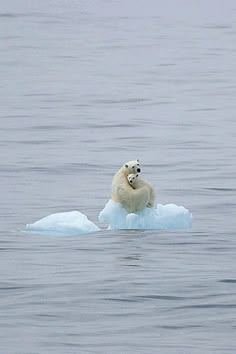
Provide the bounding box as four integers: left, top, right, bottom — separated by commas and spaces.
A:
25, 201, 192, 236
26, 211, 100, 235
99, 200, 192, 230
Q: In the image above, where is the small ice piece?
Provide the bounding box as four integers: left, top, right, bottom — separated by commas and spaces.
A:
99, 200, 192, 230
26, 211, 100, 235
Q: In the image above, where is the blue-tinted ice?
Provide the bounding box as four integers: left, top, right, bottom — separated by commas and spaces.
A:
26, 211, 100, 235
25, 200, 192, 235
99, 200, 192, 230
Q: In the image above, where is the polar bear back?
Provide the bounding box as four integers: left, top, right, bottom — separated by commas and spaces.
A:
127, 173, 156, 208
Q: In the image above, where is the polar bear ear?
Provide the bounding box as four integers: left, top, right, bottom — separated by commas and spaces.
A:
137, 159, 139, 162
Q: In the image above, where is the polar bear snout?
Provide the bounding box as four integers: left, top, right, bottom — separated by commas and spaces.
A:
137, 168, 141, 173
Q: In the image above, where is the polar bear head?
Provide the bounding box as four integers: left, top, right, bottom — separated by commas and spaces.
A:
123, 160, 141, 175
127, 173, 139, 188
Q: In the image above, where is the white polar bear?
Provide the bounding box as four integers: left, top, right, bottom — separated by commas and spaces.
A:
127, 173, 155, 208
112, 160, 150, 213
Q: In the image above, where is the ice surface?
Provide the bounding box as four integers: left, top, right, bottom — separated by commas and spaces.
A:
25, 211, 100, 235
25, 201, 192, 236
99, 200, 192, 230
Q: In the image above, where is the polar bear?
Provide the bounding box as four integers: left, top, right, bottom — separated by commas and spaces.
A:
112, 160, 150, 213
127, 173, 155, 208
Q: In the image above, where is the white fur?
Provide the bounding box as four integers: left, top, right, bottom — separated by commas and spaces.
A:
112, 160, 150, 213
127, 173, 155, 208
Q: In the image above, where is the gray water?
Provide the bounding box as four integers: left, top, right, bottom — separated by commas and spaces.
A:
1, 1, 236, 353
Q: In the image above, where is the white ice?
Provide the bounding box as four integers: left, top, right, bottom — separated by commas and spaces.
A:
99, 200, 192, 230
25, 201, 192, 236
25, 211, 100, 235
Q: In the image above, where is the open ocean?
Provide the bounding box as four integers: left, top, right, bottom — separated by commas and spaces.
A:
1, 1, 236, 353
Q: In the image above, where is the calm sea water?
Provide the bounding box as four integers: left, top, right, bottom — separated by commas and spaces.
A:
1, 1, 236, 353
